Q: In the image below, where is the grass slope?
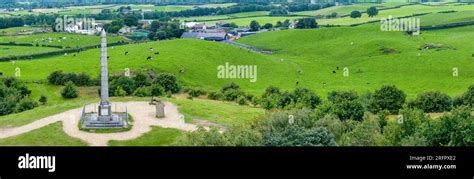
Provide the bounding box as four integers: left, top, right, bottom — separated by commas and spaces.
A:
108, 126, 184, 146
0, 122, 87, 146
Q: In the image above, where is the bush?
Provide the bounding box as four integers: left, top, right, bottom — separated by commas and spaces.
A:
133, 72, 151, 87
460, 85, 474, 107
340, 118, 385, 146
115, 87, 127, 97
367, 6, 378, 17
327, 91, 364, 121
289, 87, 321, 109
411, 91, 452, 112
15, 98, 39, 112
39, 95, 48, 105
236, 96, 247, 105
110, 76, 136, 95
263, 125, 337, 146
207, 91, 223, 100
221, 82, 240, 93
350, 10, 362, 18
150, 84, 165, 96
154, 73, 180, 93
61, 81, 79, 99
133, 86, 152, 97
223, 89, 244, 101
188, 88, 206, 97
75, 72, 91, 86
369, 85, 406, 114
0, 96, 18, 115
47, 71, 64, 85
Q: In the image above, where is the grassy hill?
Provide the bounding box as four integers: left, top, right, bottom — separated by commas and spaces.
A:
317, 4, 474, 25
0, 33, 124, 47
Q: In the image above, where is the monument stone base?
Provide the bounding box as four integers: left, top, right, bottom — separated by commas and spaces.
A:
81, 113, 128, 129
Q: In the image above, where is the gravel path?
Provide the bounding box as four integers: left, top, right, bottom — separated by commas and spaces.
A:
0, 101, 198, 146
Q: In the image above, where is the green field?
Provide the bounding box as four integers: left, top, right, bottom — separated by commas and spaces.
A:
0, 26, 45, 35
0, 122, 87, 146
0, 33, 124, 48
317, 4, 474, 25
0, 45, 60, 58
131, 5, 194, 12
207, 16, 306, 26
178, 11, 270, 22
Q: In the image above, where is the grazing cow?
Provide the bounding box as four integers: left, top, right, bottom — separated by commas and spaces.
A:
154, 52, 159, 55
296, 81, 299, 86
332, 70, 336, 74
149, 48, 154, 52
147, 56, 153, 60
179, 68, 185, 74
73, 53, 77, 57
0, 72, 3, 76
336, 66, 339, 70
125, 51, 129, 55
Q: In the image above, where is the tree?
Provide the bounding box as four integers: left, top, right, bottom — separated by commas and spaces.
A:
350, 10, 362, 18
460, 84, 474, 107
262, 23, 273, 29
369, 85, 406, 114
39, 95, 48, 105
295, 18, 317, 29
110, 76, 136, 95
328, 91, 365, 121
61, 81, 78, 99
263, 125, 337, 146
410, 91, 452, 113
367, 6, 379, 17
341, 118, 385, 146
124, 14, 139, 27
249, 20, 260, 32
154, 73, 180, 93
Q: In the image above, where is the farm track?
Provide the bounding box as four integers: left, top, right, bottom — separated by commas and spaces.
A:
0, 101, 200, 146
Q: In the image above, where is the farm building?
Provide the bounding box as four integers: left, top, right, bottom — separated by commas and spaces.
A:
180, 32, 228, 41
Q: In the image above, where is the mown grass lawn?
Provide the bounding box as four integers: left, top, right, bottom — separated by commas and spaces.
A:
165, 96, 265, 127
108, 126, 184, 146
0, 122, 87, 146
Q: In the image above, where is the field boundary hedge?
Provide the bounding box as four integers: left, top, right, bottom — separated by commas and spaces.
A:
0, 41, 127, 62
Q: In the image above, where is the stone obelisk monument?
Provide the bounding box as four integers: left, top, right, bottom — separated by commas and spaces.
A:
81, 30, 127, 129
98, 30, 112, 120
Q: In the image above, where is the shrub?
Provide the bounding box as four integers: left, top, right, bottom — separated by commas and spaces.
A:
460, 85, 474, 107
61, 81, 79, 99
188, 88, 206, 97
0, 96, 17, 115
236, 96, 247, 105
350, 10, 362, 18
263, 125, 337, 146
15, 98, 39, 112
133, 72, 150, 87
369, 85, 406, 114
39, 95, 48, 105
115, 87, 127, 97
411, 91, 452, 112
75, 72, 91, 86
110, 76, 136, 95
150, 84, 165, 96
223, 89, 244, 101
221, 82, 240, 93
133, 86, 152, 97
47, 71, 64, 85
207, 91, 223, 100
289, 87, 321, 109
154, 73, 180, 93
327, 91, 364, 121
340, 118, 385, 146
367, 6, 378, 17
